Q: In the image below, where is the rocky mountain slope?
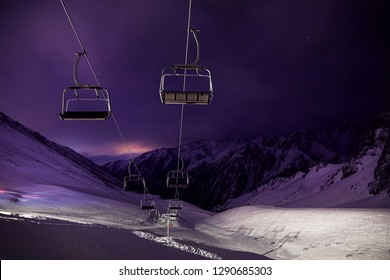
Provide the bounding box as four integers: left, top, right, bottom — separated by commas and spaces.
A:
103, 117, 390, 210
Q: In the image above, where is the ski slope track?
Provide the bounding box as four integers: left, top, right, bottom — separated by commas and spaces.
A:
0, 112, 389, 259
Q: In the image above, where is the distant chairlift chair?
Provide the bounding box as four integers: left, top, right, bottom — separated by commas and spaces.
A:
123, 160, 146, 193
140, 199, 156, 210
160, 29, 213, 105
168, 199, 183, 211
168, 209, 180, 221
59, 51, 111, 120
166, 157, 189, 189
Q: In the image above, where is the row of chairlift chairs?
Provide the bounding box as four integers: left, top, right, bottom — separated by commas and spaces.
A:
158, 29, 211, 208
60, 27, 213, 216
60, 29, 212, 120
123, 160, 185, 213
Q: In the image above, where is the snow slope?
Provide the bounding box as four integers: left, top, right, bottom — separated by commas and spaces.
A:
103, 123, 365, 210
222, 152, 390, 210
1, 112, 389, 260
221, 114, 390, 210
0, 112, 266, 259
197, 206, 390, 260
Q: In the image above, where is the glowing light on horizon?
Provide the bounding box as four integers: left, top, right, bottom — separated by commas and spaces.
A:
69, 141, 155, 158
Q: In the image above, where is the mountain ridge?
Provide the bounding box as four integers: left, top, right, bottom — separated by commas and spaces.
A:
103, 117, 390, 210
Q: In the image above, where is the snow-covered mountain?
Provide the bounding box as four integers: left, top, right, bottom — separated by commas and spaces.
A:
0, 112, 127, 203
367, 111, 390, 196
1, 112, 389, 260
104, 120, 372, 209
221, 112, 390, 210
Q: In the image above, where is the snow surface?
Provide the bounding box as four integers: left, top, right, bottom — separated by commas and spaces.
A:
197, 206, 390, 260
222, 147, 390, 209
1, 112, 389, 259
1, 183, 389, 260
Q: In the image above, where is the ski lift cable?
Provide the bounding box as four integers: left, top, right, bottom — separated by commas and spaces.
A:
59, 0, 146, 183
176, 0, 193, 174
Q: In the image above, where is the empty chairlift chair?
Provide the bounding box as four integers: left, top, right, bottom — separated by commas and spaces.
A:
123, 174, 145, 192
160, 29, 213, 105
123, 160, 146, 193
166, 157, 189, 188
168, 209, 180, 221
168, 199, 183, 211
140, 199, 156, 210
59, 52, 111, 120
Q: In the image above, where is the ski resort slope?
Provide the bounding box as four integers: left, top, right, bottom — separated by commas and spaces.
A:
0, 184, 266, 260
0, 112, 389, 260
1, 184, 389, 260
197, 206, 390, 260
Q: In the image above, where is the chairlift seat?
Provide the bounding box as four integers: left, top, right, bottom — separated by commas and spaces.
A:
59, 111, 110, 120
60, 85, 111, 121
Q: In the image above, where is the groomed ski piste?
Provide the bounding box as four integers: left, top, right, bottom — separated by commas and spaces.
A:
1, 110, 390, 260
1, 182, 389, 260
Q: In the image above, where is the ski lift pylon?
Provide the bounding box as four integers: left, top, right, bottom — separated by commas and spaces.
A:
59, 52, 111, 120
160, 29, 213, 105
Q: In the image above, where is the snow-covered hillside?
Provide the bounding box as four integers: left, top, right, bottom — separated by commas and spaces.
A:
1, 112, 389, 260
103, 116, 390, 210
0, 112, 267, 259
0, 112, 122, 197
197, 206, 390, 260
222, 112, 390, 210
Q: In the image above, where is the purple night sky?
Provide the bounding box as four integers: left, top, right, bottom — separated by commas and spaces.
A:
0, 0, 388, 163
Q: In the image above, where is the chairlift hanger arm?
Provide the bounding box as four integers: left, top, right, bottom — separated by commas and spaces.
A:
73, 51, 87, 86
190, 28, 200, 65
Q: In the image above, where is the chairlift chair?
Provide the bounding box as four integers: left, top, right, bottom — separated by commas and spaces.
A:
59, 52, 111, 120
123, 175, 145, 192
160, 29, 213, 105
166, 156, 189, 188
166, 170, 189, 188
168, 199, 183, 210
140, 199, 156, 210
123, 160, 146, 192
167, 209, 179, 221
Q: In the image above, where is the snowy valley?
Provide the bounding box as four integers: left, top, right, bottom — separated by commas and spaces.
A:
0, 112, 389, 260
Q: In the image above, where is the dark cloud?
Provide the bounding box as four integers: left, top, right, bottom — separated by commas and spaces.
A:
1, 0, 388, 163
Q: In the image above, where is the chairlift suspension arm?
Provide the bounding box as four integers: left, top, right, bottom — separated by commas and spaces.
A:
190, 29, 200, 65
73, 51, 85, 86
